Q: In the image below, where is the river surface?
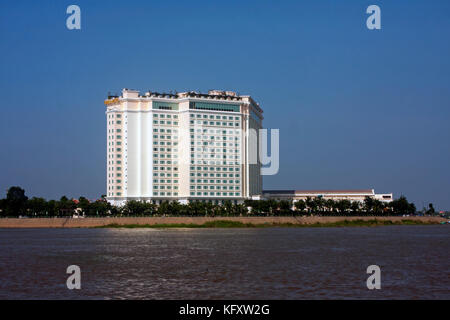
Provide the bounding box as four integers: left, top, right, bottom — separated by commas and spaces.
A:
0, 225, 448, 299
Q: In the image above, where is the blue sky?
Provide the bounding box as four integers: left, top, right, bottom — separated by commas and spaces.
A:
1, 0, 449, 210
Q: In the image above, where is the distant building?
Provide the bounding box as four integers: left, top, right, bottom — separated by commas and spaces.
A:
105, 88, 263, 206
262, 189, 393, 203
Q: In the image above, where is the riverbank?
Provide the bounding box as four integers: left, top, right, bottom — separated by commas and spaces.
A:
0, 216, 445, 228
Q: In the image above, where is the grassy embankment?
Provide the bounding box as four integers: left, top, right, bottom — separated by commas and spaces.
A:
96, 219, 438, 229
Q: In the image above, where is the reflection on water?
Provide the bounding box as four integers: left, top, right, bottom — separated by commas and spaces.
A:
0, 226, 448, 299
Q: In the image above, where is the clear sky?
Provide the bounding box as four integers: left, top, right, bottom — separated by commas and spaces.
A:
1, 0, 449, 210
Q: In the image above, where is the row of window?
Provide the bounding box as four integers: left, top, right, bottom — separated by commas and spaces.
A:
153, 120, 179, 125
153, 173, 178, 177
108, 113, 238, 121
153, 147, 177, 152
153, 185, 178, 190
192, 128, 241, 134
190, 179, 240, 184
153, 141, 178, 146
108, 141, 122, 146
189, 192, 241, 196
108, 192, 240, 197
191, 160, 241, 165
153, 154, 178, 158
153, 128, 178, 133
191, 166, 240, 172
191, 142, 240, 147
191, 154, 241, 160
153, 160, 178, 165
153, 180, 179, 184
153, 135, 178, 140
153, 166, 179, 171
190, 173, 240, 177
190, 149, 239, 154
190, 120, 239, 127
109, 192, 121, 196
190, 114, 240, 120
190, 135, 240, 141
190, 185, 240, 190
154, 114, 178, 119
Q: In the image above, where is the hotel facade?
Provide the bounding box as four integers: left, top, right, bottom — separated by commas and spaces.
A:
106, 88, 263, 206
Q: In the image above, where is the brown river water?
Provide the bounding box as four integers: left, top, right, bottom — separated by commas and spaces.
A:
0, 225, 448, 299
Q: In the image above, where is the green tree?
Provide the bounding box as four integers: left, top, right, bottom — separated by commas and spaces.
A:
0, 198, 6, 216
391, 196, 412, 215
89, 200, 111, 216
294, 200, 306, 213
426, 203, 435, 215
325, 199, 336, 214
78, 197, 90, 215
336, 199, 351, 214
363, 196, 374, 214
122, 200, 151, 216
57, 196, 76, 216
5, 186, 28, 216
27, 197, 47, 216
372, 199, 384, 215
305, 197, 316, 214
350, 201, 361, 215
315, 197, 325, 213
278, 200, 291, 215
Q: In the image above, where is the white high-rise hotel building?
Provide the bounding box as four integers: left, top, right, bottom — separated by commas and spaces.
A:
106, 88, 263, 206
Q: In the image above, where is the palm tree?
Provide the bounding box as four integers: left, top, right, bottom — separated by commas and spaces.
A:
294, 200, 306, 214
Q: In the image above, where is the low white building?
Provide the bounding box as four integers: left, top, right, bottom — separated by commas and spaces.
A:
262, 189, 393, 203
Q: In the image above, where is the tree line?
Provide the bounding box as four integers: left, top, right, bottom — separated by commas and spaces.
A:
0, 186, 435, 218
